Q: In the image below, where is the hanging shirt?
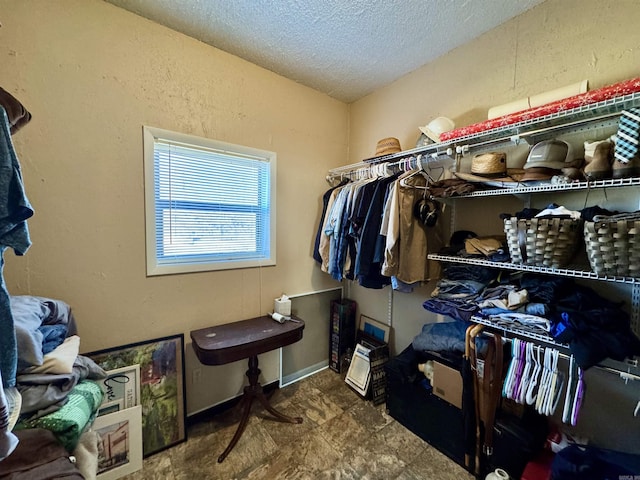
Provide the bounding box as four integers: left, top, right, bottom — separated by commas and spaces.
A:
355, 174, 399, 289
324, 186, 349, 278
318, 186, 342, 272
313, 179, 348, 264
381, 171, 437, 284
0, 106, 33, 388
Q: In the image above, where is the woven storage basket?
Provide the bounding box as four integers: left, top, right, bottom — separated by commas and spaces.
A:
504, 217, 582, 268
584, 219, 640, 277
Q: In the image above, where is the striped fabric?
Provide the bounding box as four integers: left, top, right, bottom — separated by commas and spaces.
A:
614, 107, 640, 163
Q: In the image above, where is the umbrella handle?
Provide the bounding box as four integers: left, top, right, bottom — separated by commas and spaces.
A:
465, 325, 474, 357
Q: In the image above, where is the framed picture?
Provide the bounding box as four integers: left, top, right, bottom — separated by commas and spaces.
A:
358, 315, 390, 344
95, 405, 143, 480
344, 342, 371, 397
86, 334, 186, 457
96, 364, 141, 417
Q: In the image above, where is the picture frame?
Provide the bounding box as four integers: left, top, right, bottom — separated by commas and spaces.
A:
344, 342, 371, 397
95, 405, 143, 480
358, 315, 390, 344
96, 364, 141, 417
85, 334, 186, 457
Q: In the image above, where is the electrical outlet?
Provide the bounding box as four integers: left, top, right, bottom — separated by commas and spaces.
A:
192, 368, 202, 384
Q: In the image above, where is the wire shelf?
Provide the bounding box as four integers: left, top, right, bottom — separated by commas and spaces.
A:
335, 91, 640, 172
471, 315, 566, 347
451, 91, 640, 145
427, 254, 640, 285
443, 176, 640, 198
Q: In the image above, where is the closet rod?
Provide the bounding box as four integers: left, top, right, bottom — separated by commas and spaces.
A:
327, 154, 417, 176
455, 111, 621, 154
327, 149, 452, 178
482, 330, 640, 381
326, 155, 417, 183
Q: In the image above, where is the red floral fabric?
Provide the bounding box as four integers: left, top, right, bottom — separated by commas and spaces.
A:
440, 77, 640, 142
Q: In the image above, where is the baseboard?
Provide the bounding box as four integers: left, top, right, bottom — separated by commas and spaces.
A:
281, 360, 328, 387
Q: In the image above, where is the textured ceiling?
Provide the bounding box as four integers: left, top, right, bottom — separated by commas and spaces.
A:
104, 0, 544, 103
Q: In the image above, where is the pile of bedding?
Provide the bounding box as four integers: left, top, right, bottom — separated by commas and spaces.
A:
8, 295, 106, 452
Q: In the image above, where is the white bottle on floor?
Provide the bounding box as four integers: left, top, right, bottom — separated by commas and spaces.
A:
485, 468, 510, 480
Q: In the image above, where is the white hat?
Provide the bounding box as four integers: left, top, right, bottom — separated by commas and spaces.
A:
419, 117, 455, 143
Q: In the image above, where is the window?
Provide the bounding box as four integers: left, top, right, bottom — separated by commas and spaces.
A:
143, 126, 276, 276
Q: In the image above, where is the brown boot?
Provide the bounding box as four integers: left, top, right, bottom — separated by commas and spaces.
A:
612, 153, 640, 178
583, 140, 612, 180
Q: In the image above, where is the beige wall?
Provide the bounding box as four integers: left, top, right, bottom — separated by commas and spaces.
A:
350, 0, 640, 163
0, 0, 346, 414
347, 0, 640, 452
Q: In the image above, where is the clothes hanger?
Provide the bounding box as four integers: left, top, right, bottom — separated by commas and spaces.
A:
571, 367, 584, 426
543, 349, 557, 415
544, 348, 560, 415
398, 154, 441, 190
536, 347, 552, 414
509, 338, 523, 400
562, 355, 575, 424
502, 338, 519, 399
546, 349, 565, 416
526, 345, 542, 405
518, 342, 534, 404
507, 338, 522, 400
513, 339, 527, 402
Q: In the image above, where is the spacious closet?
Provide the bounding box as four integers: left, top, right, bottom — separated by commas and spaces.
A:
320, 76, 640, 477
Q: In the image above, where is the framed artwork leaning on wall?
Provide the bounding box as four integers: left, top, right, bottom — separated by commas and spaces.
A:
85, 334, 186, 457
94, 405, 143, 480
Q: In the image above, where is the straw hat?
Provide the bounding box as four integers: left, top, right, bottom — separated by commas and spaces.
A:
374, 137, 402, 157
454, 152, 518, 184
419, 117, 455, 143
471, 152, 507, 176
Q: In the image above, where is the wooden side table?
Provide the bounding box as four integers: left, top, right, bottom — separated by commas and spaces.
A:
190, 315, 305, 463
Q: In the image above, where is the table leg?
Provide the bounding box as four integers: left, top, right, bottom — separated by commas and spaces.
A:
217, 394, 254, 463
255, 390, 303, 424
217, 354, 302, 463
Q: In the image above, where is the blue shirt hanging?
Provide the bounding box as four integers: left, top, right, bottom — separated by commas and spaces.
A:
0, 105, 34, 388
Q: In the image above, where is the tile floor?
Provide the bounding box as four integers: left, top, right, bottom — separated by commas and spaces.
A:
122, 367, 475, 479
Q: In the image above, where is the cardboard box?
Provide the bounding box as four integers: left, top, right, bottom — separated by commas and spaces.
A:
431, 361, 463, 409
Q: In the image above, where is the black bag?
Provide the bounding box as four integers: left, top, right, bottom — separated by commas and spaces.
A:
487, 409, 548, 479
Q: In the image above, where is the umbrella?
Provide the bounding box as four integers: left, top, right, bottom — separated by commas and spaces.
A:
462, 324, 483, 473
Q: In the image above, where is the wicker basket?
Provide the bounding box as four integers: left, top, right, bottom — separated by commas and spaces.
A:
584, 219, 640, 277
504, 217, 582, 268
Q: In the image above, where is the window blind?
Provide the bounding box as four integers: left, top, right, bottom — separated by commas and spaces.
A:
144, 127, 275, 275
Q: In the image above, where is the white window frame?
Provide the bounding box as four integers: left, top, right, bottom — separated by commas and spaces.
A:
143, 126, 276, 276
